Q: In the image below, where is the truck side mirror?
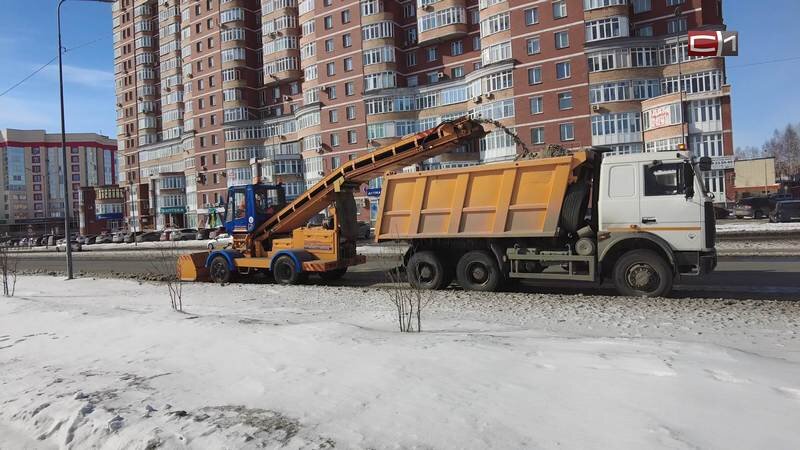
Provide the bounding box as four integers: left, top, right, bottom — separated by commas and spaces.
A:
684, 162, 695, 200
698, 156, 712, 171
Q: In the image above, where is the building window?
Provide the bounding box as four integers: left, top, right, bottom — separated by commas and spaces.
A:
346, 105, 356, 119
344, 57, 353, 71
632, 0, 651, 13
348, 130, 357, 144
636, 25, 654, 37
560, 123, 575, 141
552, 0, 567, 19
528, 66, 542, 84
555, 31, 569, 49
407, 52, 417, 66
585, 17, 628, 42
341, 9, 351, 23
326, 62, 335, 76
556, 61, 571, 79
524, 7, 539, 25
531, 127, 544, 144
324, 15, 333, 29
328, 85, 337, 99
325, 39, 334, 52
343, 33, 352, 47
345, 81, 354, 96
530, 96, 543, 114
667, 17, 688, 34
426, 47, 438, 62
452, 66, 464, 78
526, 37, 541, 55
329, 109, 338, 123
558, 91, 573, 110
331, 133, 340, 147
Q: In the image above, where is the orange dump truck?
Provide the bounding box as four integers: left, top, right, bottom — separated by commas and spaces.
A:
376, 149, 718, 297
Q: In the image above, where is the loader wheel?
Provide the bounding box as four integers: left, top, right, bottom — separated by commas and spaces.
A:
559, 180, 590, 234
318, 267, 347, 281
273, 255, 307, 285
407, 251, 448, 290
612, 250, 673, 297
209, 256, 233, 284
456, 250, 501, 292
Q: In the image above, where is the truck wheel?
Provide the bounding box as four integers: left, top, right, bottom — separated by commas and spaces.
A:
407, 251, 447, 290
210, 255, 233, 284
273, 255, 306, 285
319, 267, 347, 281
456, 250, 501, 292
559, 181, 589, 234
612, 250, 672, 297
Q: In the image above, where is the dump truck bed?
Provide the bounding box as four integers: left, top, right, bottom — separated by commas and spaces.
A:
375, 151, 589, 240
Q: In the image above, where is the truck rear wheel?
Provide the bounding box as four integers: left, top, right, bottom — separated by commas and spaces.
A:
209, 255, 233, 284
273, 255, 307, 285
612, 250, 672, 297
407, 251, 448, 290
456, 250, 501, 292
559, 180, 589, 234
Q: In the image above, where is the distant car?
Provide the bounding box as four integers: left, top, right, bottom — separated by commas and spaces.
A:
160, 229, 175, 241
95, 233, 113, 244
136, 231, 162, 242
770, 200, 800, 223
171, 228, 197, 241
112, 231, 126, 243
713, 206, 731, 219
357, 221, 371, 239
195, 228, 212, 240
208, 227, 226, 239
55, 239, 81, 252
734, 197, 772, 219
124, 231, 143, 243
207, 233, 233, 250
84, 235, 98, 245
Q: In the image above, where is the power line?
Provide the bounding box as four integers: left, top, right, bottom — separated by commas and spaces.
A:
0, 35, 110, 98
728, 56, 800, 69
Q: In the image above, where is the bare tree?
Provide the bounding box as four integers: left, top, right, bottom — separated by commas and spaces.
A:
0, 244, 18, 297
763, 124, 800, 179
149, 241, 184, 312
383, 249, 435, 332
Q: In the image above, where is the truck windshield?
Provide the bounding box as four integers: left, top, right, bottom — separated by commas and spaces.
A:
691, 162, 713, 199
254, 191, 274, 215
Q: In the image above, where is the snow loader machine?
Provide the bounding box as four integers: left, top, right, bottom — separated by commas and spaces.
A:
177, 117, 487, 284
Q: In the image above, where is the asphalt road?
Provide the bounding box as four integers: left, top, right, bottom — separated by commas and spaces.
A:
12, 251, 800, 301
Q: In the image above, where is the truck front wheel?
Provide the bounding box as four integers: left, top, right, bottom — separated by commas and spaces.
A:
407, 251, 449, 290
210, 255, 233, 284
456, 250, 501, 292
273, 255, 307, 285
612, 250, 673, 297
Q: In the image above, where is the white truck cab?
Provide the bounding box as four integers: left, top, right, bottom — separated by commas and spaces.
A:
597, 151, 717, 291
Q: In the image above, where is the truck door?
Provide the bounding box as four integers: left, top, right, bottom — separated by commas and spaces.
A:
225, 187, 250, 234
639, 161, 703, 251
600, 163, 640, 231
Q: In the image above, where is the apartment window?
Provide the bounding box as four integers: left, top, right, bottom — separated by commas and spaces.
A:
407, 52, 417, 66
555, 31, 569, 49
473, 35, 481, 51
345, 81, 354, 95
526, 37, 541, 55
341, 9, 351, 23
348, 130, 357, 144
324, 0, 332, 5
344, 57, 353, 71
346, 105, 356, 119
452, 66, 464, 78
528, 66, 542, 84
447, 40, 462, 56
324, 15, 333, 29
530, 96, 543, 114
207, 37, 214, 48
560, 123, 575, 141
343, 33, 352, 48
667, 17, 687, 34
632, 0, 651, 13
331, 133, 340, 147
586, 17, 627, 42
556, 61, 571, 79
426, 47, 438, 62
329, 109, 338, 123
636, 25, 654, 37
558, 91, 573, 110
407, 75, 418, 87
480, 12, 510, 37
524, 7, 539, 25
531, 127, 544, 144
326, 62, 336, 76
552, 0, 567, 19
667, 0, 685, 5
325, 39, 334, 52
328, 85, 337, 99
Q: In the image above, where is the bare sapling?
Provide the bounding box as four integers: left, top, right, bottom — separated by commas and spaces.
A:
383, 247, 434, 332
149, 240, 184, 312
0, 244, 18, 297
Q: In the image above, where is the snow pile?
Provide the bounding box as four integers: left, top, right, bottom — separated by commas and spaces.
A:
717, 221, 800, 234
1, 277, 798, 448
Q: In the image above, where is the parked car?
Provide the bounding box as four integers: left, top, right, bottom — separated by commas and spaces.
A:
124, 231, 143, 243
734, 197, 772, 219
195, 228, 212, 240
207, 233, 232, 250
770, 200, 800, 223
171, 228, 198, 241
95, 233, 113, 244
357, 221, 372, 239
84, 235, 98, 245
112, 231, 127, 243
55, 239, 82, 252
136, 231, 162, 242
160, 229, 175, 241
208, 227, 226, 239
713, 206, 731, 219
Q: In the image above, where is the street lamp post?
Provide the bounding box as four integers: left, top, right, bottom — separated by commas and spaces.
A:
57, 0, 114, 279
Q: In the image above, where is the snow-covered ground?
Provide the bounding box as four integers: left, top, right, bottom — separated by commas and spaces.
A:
1, 277, 798, 449
716, 221, 800, 234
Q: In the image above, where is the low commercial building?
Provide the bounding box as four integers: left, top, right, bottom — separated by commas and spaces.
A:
78, 186, 126, 235
733, 157, 780, 199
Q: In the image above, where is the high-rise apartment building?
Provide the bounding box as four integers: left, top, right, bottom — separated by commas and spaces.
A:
0, 129, 117, 234
112, 0, 733, 230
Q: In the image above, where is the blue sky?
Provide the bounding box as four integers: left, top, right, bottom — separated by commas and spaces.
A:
0, 1, 798, 148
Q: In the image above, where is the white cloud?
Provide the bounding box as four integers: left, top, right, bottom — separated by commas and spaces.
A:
0, 96, 58, 130
41, 64, 114, 89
